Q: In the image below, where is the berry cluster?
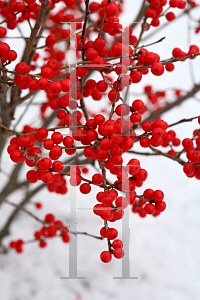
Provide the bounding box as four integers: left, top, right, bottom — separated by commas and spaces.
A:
0, 0, 200, 263
9, 214, 70, 253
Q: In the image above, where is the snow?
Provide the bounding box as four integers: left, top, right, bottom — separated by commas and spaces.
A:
1, 0, 200, 299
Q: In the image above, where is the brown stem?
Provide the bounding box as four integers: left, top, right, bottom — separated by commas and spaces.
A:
142, 4, 200, 43
144, 83, 200, 122
98, 13, 107, 38
1, 198, 103, 241
168, 116, 199, 127
134, 15, 148, 51
109, 76, 121, 119
0, 61, 9, 158
10, 0, 49, 109
148, 145, 186, 166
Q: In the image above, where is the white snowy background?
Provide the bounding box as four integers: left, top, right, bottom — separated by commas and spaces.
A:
1, 0, 200, 299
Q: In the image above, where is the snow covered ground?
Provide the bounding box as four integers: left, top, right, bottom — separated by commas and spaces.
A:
1, 0, 200, 299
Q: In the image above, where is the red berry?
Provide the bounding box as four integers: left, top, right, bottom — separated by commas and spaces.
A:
112, 239, 123, 249
49, 81, 62, 95
41, 67, 54, 79
155, 201, 166, 212
0, 26, 7, 38
26, 170, 38, 183
15, 62, 28, 74
39, 240, 47, 248
79, 183, 91, 194
166, 12, 175, 22
144, 203, 156, 214
130, 70, 142, 83
153, 190, 164, 202
41, 171, 54, 184
151, 62, 164, 76
46, 33, 57, 45
45, 213, 55, 223
113, 248, 124, 259
165, 63, 174, 72
18, 134, 32, 148
100, 251, 112, 263
106, 228, 118, 240
36, 127, 48, 142
92, 174, 103, 185
35, 202, 42, 209
52, 161, 63, 172
182, 138, 193, 150
132, 99, 144, 112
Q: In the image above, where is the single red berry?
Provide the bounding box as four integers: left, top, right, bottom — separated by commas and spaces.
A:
144, 203, 156, 214
35, 202, 42, 209
15, 62, 28, 74
166, 12, 175, 21
79, 183, 91, 194
113, 248, 124, 259
143, 188, 154, 199
52, 161, 63, 172
140, 137, 150, 147
36, 127, 48, 142
69, 175, 81, 186
155, 201, 166, 212
182, 138, 193, 150
0, 26, 7, 38
7, 50, 17, 61
165, 63, 174, 72
132, 99, 144, 112
130, 70, 142, 83
153, 190, 164, 202
37, 157, 52, 170
49, 145, 62, 160
92, 174, 103, 185
41, 67, 54, 79
18, 134, 32, 148
48, 81, 62, 95
39, 240, 47, 248
106, 228, 118, 240
26, 170, 38, 183
51, 132, 63, 144
146, 7, 157, 18
46, 33, 57, 45
47, 59, 59, 71
43, 139, 54, 150
100, 251, 112, 263
38, 78, 49, 90
151, 62, 164, 76
45, 213, 55, 223
41, 171, 54, 184
112, 239, 123, 249
100, 227, 107, 238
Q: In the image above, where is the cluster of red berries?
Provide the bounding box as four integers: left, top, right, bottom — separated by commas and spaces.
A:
132, 189, 166, 218
9, 239, 24, 253
142, 0, 189, 29
9, 214, 70, 253
172, 45, 199, 60
2, 0, 200, 263
140, 119, 181, 150
35, 214, 70, 246
0, 0, 42, 30
0, 26, 17, 63
100, 239, 124, 263
182, 120, 200, 179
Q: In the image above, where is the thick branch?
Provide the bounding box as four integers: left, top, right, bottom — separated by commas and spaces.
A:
144, 83, 200, 121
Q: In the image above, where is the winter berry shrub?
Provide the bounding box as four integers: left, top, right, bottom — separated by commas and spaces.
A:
0, 0, 200, 267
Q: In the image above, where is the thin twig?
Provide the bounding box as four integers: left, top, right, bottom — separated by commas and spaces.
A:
2, 198, 103, 240
109, 76, 121, 119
